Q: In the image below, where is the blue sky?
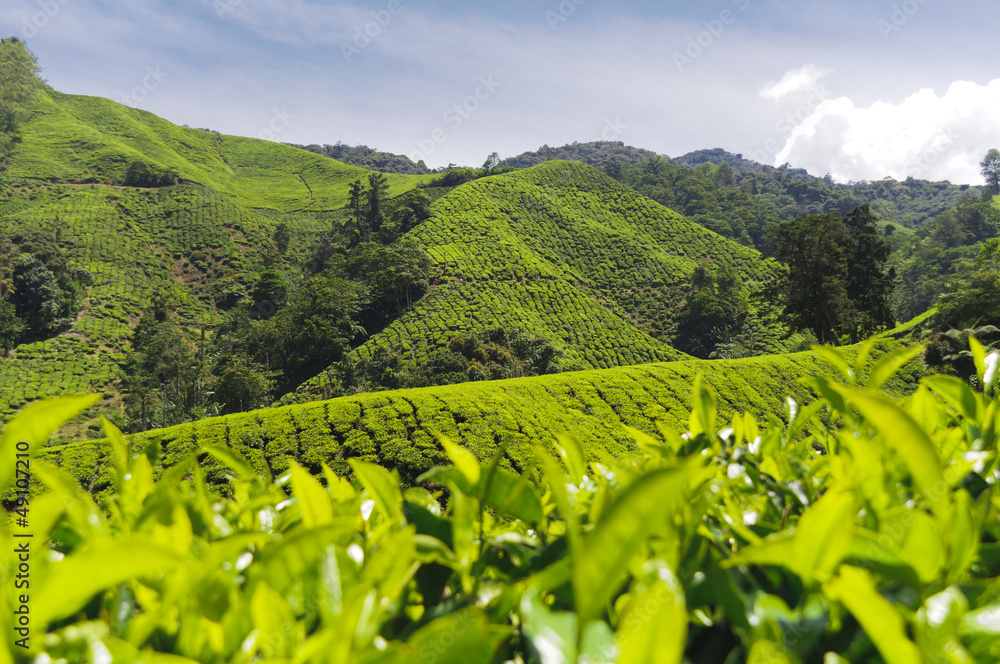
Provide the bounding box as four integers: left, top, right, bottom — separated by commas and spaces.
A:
2, 0, 999, 184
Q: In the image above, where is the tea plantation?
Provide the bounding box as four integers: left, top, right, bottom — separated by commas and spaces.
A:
294, 161, 784, 397
39, 337, 923, 503
8, 340, 999, 663
0, 88, 437, 423
1, 89, 789, 430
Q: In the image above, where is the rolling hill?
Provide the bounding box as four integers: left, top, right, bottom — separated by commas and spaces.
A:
292, 160, 784, 397
0, 86, 787, 432
0, 87, 434, 426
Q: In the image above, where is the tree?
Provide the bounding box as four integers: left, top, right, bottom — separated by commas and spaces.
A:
10, 254, 66, 338
482, 152, 501, 173
389, 189, 431, 235
366, 173, 389, 234
273, 222, 291, 254
339, 239, 431, 333
0, 38, 42, 162
673, 263, 747, 358
255, 272, 366, 393
770, 213, 852, 345
771, 206, 895, 344
347, 179, 365, 239
843, 204, 894, 342
0, 300, 25, 354
122, 294, 201, 430
714, 162, 736, 187
981, 149, 1000, 196
213, 354, 273, 414
0, 235, 17, 301
250, 267, 286, 318
935, 238, 1000, 329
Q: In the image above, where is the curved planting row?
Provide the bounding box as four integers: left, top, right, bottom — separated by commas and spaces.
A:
41, 339, 923, 504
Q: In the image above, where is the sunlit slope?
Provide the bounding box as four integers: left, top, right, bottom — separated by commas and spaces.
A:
0, 182, 323, 420
42, 339, 922, 499
296, 161, 782, 396
8, 90, 432, 211
0, 90, 433, 421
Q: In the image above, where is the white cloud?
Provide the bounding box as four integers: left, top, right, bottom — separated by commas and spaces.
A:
775, 79, 1000, 184
760, 64, 831, 102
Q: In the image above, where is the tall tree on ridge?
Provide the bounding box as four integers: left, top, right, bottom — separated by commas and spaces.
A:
770, 205, 895, 345
366, 173, 389, 234
770, 213, 852, 345
0, 37, 42, 163
981, 148, 1000, 196
843, 204, 894, 343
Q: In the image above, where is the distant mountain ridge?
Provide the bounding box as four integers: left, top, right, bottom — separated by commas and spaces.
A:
502, 141, 664, 169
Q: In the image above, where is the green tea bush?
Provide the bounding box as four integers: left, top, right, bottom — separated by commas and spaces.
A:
43, 339, 919, 495
2, 340, 999, 662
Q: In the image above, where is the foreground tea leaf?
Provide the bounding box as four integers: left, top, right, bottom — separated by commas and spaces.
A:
249, 581, 299, 658
438, 436, 481, 486
574, 465, 691, 625
520, 589, 577, 664
0, 394, 99, 493
482, 467, 544, 526
834, 386, 948, 520
747, 640, 794, 664
916, 586, 969, 660
350, 459, 404, 525
618, 567, 686, 664
289, 460, 333, 528
866, 344, 924, 392
404, 608, 509, 664
923, 375, 981, 422
202, 444, 259, 481
34, 540, 185, 626
555, 434, 586, 486
824, 566, 921, 664
793, 489, 855, 582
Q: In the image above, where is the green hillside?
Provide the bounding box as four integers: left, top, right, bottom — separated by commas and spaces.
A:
1, 86, 792, 429
10, 91, 432, 211
0, 88, 435, 426
292, 160, 784, 397
39, 337, 922, 501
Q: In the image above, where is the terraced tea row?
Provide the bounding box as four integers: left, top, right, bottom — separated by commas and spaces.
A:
42, 339, 922, 501
296, 161, 785, 396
